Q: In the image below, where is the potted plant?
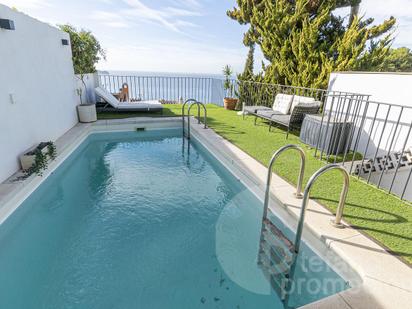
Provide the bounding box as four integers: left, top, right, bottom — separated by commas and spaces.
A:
222, 65, 238, 110
59, 25, 104, 123
20, 141, 57, 175
76, 82, 97, 123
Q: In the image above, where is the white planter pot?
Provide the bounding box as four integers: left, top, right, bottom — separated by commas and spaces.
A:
77, 104, 97, 123
20, 143, 49, 171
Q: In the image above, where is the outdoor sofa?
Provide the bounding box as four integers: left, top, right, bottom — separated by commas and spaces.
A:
244, 94, 321, 138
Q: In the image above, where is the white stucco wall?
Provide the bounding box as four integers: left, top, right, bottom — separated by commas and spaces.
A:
75, 73, 99, 104
328, 72, 412, 104
0, 4, 79, 183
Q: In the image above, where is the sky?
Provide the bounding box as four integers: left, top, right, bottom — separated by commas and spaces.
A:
1, 0, 412, 74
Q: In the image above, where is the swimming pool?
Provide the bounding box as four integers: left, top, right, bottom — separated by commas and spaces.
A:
0, 129, 352, 308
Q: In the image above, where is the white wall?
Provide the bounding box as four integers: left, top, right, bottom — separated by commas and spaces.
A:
0, 4, 79, 183
75, 73, 99, 104
328, 72, 412, 104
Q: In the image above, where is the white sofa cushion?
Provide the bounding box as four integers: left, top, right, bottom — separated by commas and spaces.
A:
272, 94, 294, 115
290, 95, 316, 112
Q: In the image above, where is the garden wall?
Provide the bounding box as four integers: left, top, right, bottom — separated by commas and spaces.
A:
0, 4, 79, 183
328, 72, 412, 105
76, 73, 99, 104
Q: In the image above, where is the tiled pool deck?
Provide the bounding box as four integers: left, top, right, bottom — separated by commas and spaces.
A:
0, 117, 411, 308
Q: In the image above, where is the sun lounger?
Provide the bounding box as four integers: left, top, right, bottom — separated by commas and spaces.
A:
95, 87, 163, 112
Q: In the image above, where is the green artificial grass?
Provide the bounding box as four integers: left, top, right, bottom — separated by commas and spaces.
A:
98, 104, 412, 264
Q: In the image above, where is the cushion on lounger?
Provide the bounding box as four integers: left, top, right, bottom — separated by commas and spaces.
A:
272, 94, 294, 115
257, 110, 283, 119
244, 105, 272, 114
268, 114, 291, 126
290, 95, 316, 112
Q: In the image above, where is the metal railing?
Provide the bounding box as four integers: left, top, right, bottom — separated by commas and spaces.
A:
238, 80, 368, 112
182, 99, 207, 139
262, 145, 306, 205
98, 74, 228, 105
237, 80, 412, 202
239, 81, 329, 108
315, 95, 412, 202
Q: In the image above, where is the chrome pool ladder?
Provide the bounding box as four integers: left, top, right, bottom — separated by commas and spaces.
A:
182, 99, 207, 140
258, 145, 306, 301
258, 146, 350, 306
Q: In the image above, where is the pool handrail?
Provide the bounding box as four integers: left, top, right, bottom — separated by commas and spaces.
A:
258, 144, 305, 302
263, 145, 306, 218
293, 164, 349, 254
182, 99, 198, 137
284, 164, 349, 305
182, 99, 207, 139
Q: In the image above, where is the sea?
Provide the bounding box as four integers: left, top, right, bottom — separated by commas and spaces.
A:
99, 70, 224, 80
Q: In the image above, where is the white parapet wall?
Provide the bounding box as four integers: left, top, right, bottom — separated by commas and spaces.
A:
328, 71, 412, 104
0, 4, 79, 183
75, 73, 99, 104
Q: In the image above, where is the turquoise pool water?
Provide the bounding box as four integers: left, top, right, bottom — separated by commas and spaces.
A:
0, 129, 350, 308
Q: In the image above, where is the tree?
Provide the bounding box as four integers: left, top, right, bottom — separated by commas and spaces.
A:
59, 24, 105, 104
237, 43, 256, 109
239, 43, 255, 80
58, 24, 105, 75
228, 0, 395, 88
377, 47, 412, 72
227, 0, 361, 45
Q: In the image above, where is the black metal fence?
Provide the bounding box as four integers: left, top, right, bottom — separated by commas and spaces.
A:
238, 80, 412, 202
318, 96, 412, 201
238, 81, 330, 107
